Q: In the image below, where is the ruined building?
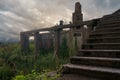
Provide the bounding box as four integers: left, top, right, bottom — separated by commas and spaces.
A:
60, 2, 120, 80
20, 2, 120, 80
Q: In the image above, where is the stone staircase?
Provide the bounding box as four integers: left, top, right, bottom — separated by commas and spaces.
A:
60, 9, 120, 80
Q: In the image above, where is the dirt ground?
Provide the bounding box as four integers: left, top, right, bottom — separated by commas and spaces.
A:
57, 74, 101, 80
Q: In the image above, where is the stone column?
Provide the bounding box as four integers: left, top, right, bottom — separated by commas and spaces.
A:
86, 19, 99, 40
34, 32, 41, 58
72, 2, 83, 24
81, 27, 87, 44
20, 32, 29, 52
54, 30, 61, 58
71, 2, 83, 50
54, 20, 63, 58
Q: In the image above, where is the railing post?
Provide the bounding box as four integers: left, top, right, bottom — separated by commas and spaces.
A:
81, 26, 87, 44
20, 32, 29, 52
54, 20, 63, 58
54, 30, 61, 58
81, 19, 100, 44
34, 32, 41, 58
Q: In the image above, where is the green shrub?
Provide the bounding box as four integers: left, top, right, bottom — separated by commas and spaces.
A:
0, 66, 15, 80
0, 42, 70, 78
13, 75, 25, 80
13, 70, 60, 80
60, 37, 69, 58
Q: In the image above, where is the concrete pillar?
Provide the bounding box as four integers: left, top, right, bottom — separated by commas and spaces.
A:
20, 32, 29, 52
54, 30, 61, 58
85, 19, 100, 41
59, 20, 64, 25
81, 19, 99, 44
86, 25, 93, 38
71, 2, 83, 50
54, 20, 63, 58
34, 32, 41, 58
72, 2, 83, 24
81, 27, 87, 44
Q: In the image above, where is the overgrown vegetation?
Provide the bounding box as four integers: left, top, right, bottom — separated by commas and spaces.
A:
0, 38, 76, 80
0, 66, 15, 80
13, 70, 60, 80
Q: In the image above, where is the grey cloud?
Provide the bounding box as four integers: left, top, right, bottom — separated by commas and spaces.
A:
0, 0, 120, 41
109, 0, 120, 10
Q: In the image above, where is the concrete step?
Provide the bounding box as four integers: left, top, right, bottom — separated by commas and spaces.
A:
70, 56, 120, 68
98, 20, 120, 26
90, 32, 120, 38
57, 74, 100, 80
100, 15, 120, 21
100, 17, 120, 22
82, 43, 120, 50
95, 23, 120, 30
87, 37, 120, 43
93, 27, 120, 34
101, 13, 120, 20
63, 64, 120, 80
77, 49, 120, 58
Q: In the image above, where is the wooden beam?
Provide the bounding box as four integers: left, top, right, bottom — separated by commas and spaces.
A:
21, 19, 100, 36
25, 27, 55, 34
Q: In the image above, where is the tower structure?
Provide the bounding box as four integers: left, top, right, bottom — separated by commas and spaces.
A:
72, 2, 83, 24
71, 2, 84, 50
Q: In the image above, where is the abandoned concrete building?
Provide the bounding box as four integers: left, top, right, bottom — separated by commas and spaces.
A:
20, 2, 120, 80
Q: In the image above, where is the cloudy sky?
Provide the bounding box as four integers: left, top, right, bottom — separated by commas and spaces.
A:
0, 0, 120, 40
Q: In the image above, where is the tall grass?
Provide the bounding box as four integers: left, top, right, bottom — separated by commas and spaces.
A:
0, 41, 69, 74
0, 37, 76, 80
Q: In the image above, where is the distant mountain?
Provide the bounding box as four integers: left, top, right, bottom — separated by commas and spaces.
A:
6, 38, 19, 43
0, 37, 19, 43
